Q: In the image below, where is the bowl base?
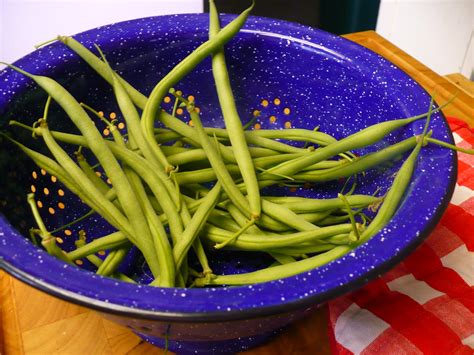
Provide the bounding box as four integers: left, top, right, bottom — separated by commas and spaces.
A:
138, 328, 282, 354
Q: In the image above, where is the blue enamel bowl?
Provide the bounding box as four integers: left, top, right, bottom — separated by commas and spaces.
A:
0, 14, 456, 354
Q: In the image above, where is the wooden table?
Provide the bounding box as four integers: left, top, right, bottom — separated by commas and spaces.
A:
1, 31, 473, 355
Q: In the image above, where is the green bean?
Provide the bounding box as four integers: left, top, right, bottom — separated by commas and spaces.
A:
68, 231, 129, 260
7, 127, 122, 234
76, 244, 128, 282
165, 146, 281, 167
129, 170, 176, 286
140, 3, 254, 174
204, 127, 311, 154
146, 195, 163, 215
28, 229, 40, 247
160, 145, 191, 154
202, 224, 352, 250
7, 136, 127, 235
56, 36, 148, 108
162, 109, 276, 169
73, 232, 134, 283
209, 0, 261, 219
156, 129, 282, 158
187, 106, 250, 216
165, 174, 212, 280
115, 273, 136, 284
257, 213, 298, 233
191, 237, 213, 277
264, 194, 379, 213
9, 66, 176, 283
248, 128, 336, 146
261, 199, 318, 232
96, 45, 173, 172
167, 149, 210, 166
338, 193, 360, 241
247, 147, 280, 157
225, 203, 266, 235
291, 136, 419, 182
259, 109, 442, 180
360, 144, 422, 242
242, 132, 309, 154
111, 145, 184, 243
98, 49, 175, 285
204, 127, 335, 148
175, 164, 241, 185
27, 193, 70, 262
317, 214, 351, 226
74, 149, 111, 195
4, 65, 156, 266
214, 218, 256, 249
226, 210, 331, 233
173, 183, 222, 268
326, 233, 353, 245
75, 234, 104, 267
184, 179, 279, 212
207, 212, 241, 232
425, 137, 474, 154
57, 3, 253, 117
195, 245, 351, 286
180, 166, 318, 233
174, 157, 343, 185
269, 253, 296, 265
28, 123, 184, 245
269, 155, 343, 171
15, 114, 180, 216
39, 123, 161, 280
162, 167, 215, 282
157, 110, 238, 164
308, 209, 336, 222
50, 209, 96, 234
37, 121, 145, 242
358, 106, 434, 243
97, 246, 130, 276
21, 122, 184, 278
155, 130, 183, 144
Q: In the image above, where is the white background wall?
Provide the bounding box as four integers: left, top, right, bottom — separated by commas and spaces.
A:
376, 0, 474, 78
1, 0, 473, 78
0, 0, 203, 67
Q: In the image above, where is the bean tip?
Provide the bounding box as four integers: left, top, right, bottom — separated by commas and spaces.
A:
57, 35, 68, 43
213, 242, 225, 250
251, 212, 261, 221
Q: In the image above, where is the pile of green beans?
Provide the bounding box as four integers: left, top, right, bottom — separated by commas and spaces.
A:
3, 1, 459, 288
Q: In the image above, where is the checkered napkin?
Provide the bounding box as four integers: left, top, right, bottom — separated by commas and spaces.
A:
327, 117, 474, 354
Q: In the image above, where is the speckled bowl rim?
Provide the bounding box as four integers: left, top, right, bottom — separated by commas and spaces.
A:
0, 14, 456, 322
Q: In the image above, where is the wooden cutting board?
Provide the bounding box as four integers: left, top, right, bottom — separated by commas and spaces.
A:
1, 31, 472, 355
0, 271, 330, 355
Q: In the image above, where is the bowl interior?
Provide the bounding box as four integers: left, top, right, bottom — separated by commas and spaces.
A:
0, 14, 455, 317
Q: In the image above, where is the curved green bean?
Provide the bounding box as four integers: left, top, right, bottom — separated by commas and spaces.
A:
173, 183, 222, 268
209, 0, 261, 219
259, 111, 442, 180
358, 98, 435, 242
140, 3, 254, 173
202, 224, 352, 250
195, 245, 351, 286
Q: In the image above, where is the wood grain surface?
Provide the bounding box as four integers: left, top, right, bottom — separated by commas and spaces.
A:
345, 31, 473, 125
0, 270, 330, 355
1, 30, 472, 355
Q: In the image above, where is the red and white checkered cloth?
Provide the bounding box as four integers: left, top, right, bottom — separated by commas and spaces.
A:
327, 117, 474, 354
